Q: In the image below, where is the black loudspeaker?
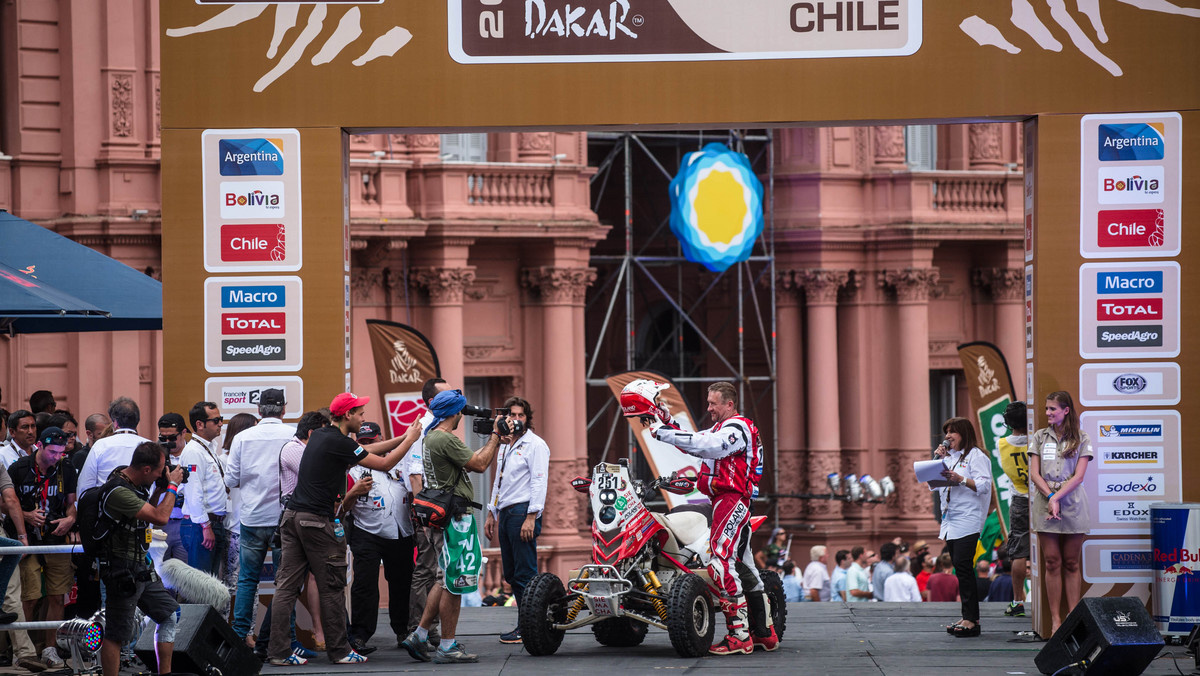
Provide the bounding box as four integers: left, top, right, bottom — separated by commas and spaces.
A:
136, 604, 261, 676
1035, 597, 1163, 675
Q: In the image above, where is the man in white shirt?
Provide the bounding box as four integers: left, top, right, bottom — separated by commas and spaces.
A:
405, 378, 452, 643
883, 556, 923, 602
802, 545, 832, 602
1, 410, 37, 468
178, 401, 228, 576
77, 398, 152, 493
482, 396, 549, 645
223, 389, 296, 644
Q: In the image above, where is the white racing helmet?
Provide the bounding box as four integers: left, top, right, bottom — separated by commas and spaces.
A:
619, 378, 670, 418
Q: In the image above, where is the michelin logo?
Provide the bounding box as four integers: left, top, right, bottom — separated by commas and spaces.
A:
1098, 423, 1163, 439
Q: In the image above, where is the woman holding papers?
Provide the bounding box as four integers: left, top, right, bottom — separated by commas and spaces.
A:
930, 417, 992, 638
1028, 391, 1093, 635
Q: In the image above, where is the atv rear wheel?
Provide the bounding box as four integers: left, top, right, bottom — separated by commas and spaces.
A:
759, 569, 788, 639
592, 617, 649, 647
665, 573, 715, 658
520, 573, 569, 656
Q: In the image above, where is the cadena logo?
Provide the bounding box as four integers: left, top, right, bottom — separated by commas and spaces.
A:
1112, 374, 1147, 393
1097, 166, 1164, 205
219, 181, 285, 219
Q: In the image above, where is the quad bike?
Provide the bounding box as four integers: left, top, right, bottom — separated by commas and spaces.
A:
519, 458, 786, 657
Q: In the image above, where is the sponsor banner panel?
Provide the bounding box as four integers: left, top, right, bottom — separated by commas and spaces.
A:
204, 276, 303, 372
204, 376, 303, 420
1025, 265, 1033, 359
1082, 538, 1154, 584
1080, 113, 1181, 258
1081, 410, 1182, 535
365, 320, 441, 439
1078, 262, 1180, 359
202, 129, 302, 272
1078, 362, 1181, 407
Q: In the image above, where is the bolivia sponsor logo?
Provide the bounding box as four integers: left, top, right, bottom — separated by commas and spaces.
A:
1098, 423, 1163, 438
1097, 166, 1164, 204
1109, 550, 1153, 571
221, 312, 286, 335
1096, 298, 1162, 321
1096, 325, 1162, 348
1098, 123, 1166, 162
1096, 270, 1163, 294
221, 339, 286, 361
219, 181, 284, 218
1111, 374, 1147, 393
1097, 209, 1164, 248
221, 285, 285, 308
1101, 448, 1162, 466
1101, 474, 1164, 497
218, 138, 284, 176
220, 224, 286, 262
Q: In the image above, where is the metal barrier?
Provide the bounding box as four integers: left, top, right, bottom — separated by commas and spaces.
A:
0, 543, 85, 632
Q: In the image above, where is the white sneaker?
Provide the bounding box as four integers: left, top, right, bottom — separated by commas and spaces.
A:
41, 646, 65, 668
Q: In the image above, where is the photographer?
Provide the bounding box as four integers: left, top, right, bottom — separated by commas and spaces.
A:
156, 413, 190, 563
96, 442, 184, 676
482, 396, 548, 645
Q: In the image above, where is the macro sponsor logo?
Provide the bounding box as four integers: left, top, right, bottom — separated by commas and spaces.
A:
221, 339, 286, 361
1096, 298, 1162, 322
220, 224, 286, 262
1098, 123, 1165, 162
1096, 325, 1162, 348
1098, 423, 1163, 439
1109, 550, 1153, 571
1097, 209, 1164, 248
218, 138, 284, 176
219, 181, 284, 218
1096, 270, 1163, 294
221, 285, 285, 308
1101, 474, 1164, 497
221, 312, 286, 335
1097, 166, 1164, 204
1111, 374, 1147, 393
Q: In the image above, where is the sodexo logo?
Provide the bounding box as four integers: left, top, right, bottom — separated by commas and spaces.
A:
1097, 166, 1164, 204
1112, 374, 1147, 393
220, 181, 284, 219
1098, 123, 1166, 162
1101, 474, 1165, 497
218, 138, 285, 176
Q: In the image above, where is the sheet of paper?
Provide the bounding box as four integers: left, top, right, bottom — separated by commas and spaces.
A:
913, 458, 948, 483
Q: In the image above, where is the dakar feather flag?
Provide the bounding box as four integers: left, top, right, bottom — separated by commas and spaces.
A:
366, 320, 440, 439
956, 342, 1018, 564
604, 371, 708, 509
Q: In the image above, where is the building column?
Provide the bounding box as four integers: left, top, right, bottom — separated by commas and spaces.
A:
878, 268, 940, 524
410, 265, 475, 391
773, 270, 805, 526
975, 267, 1026, 400
520, 265, 597, 576
798, 269, 849, 527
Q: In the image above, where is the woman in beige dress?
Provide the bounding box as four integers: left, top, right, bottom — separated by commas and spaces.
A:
1028, 391, 1093, 634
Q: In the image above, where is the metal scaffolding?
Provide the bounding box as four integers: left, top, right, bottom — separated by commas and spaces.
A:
582, 130, 778, 516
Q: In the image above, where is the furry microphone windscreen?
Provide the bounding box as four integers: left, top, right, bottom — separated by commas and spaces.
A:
160, 559, 231, 614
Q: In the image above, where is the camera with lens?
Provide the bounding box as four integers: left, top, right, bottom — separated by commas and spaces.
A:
466, 406, 526, 438
156, 462, 190, 490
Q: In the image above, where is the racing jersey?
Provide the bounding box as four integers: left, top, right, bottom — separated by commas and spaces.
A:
652, 415, 763, 498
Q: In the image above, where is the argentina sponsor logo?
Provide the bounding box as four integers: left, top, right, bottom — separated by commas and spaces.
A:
218, 138, 284, 176
1100, 447, 1163, 468
1097, 166, 1164, 204
1097, 123, 1166, 162
1096, 270, 1163, 294
221, 285, 285, 308
1098, 422, 1163, 439
219, 181, 284, 219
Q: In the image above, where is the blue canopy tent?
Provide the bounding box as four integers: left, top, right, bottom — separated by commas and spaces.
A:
0, 211, 162, 334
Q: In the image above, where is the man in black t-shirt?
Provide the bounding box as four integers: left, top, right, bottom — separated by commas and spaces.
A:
266, 392, 420, 666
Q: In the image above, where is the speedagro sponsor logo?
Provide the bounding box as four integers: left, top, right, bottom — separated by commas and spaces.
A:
1101, 474, 1164, 497
1097, 209, 1164, 248
221, 339, 286, 361
1111, 374, 1147, 393
1098, 123, 1165, 162
218, 138, 284, 176
1096, 325, 1162, 348
1097, 166, 1164, 204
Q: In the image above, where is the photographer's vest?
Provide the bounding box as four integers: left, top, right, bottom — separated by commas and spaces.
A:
97, 470, 153, 563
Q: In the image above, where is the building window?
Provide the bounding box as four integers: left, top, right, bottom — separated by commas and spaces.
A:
440, 133, 488, 162
929, 369, 960, 449
905, 125, 937, 171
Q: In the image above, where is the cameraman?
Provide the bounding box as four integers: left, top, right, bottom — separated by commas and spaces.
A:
482, 396, 548, 645
97, 441, 183, 676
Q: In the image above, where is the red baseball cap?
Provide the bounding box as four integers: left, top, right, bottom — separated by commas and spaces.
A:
330, 392, 370, 417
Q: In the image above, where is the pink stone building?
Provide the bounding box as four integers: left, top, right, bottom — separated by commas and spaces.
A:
1, 1, 1023, 575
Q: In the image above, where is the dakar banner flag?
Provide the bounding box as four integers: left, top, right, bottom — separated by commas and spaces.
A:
956, 341, 1019, 563
366, 319, 440, 439
604, 371, 707, 509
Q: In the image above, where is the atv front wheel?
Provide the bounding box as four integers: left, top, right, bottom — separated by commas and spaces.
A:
759, 568, 788, 639
665, 574, 715, 658
592, 617, 649, 647
520, 573, 568, 656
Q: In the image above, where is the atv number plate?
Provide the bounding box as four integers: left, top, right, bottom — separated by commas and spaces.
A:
595, 472, 625, 492
592, 596, 614, 616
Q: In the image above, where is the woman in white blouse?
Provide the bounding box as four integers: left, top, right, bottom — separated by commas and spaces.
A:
930, 417, 992, 638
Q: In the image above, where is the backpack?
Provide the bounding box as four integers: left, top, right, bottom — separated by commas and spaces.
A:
74, 470, 129, 557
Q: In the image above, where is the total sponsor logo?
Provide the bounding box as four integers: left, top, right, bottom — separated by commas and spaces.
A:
1100, 447, 1162, 468
1096, 325, 1162, 348
1100, 473, 1165, 497
221, 339, 286, 361
1096, 270, 1163, 294
1097, 123, 1166, 162
1097, 166, 1164, 204
1096, 298, 1162, 322
220, 224, 285, 262
219, 181, 284, 219
1096, 209, 1164, 248
218, 138, 284, 176
221, 285, 285, 308
221, 312, 286, 335
1098, 423, 1163, 439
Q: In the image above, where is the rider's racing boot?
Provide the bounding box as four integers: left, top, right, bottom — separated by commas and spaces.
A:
746, 590, 779, 651
710, 596, 754, 655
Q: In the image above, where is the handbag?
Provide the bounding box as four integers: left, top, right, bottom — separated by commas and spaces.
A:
411, 464, 481, 530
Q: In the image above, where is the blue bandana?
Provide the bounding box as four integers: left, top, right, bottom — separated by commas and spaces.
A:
426, 389, 467, 437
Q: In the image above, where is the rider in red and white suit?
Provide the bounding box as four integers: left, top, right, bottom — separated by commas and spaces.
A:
643, 381, 777, 656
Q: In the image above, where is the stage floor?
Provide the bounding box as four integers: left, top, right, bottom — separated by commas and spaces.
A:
135, 601, 1196, 675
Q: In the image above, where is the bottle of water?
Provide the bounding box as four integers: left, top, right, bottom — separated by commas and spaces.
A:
334, 519, 344, 538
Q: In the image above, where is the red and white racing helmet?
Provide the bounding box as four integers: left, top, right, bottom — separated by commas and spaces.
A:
619, 378, 670, 418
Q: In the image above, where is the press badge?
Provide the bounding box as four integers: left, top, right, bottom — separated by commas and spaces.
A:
1042, 440, 1058, 463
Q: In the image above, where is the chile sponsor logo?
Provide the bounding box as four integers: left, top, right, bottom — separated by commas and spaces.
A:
1098, 123, 1166, 162
1097, 209, 1164, 248
1096, 298, 1162, 322
1100, 474, 1164, 497
1099, 423, 1163, 439
221, 312, 286, 335
1097, 270, 1163, 294
220, 224, 286, 262
1097, 166, 1164, 204
218, 138, 284, 176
